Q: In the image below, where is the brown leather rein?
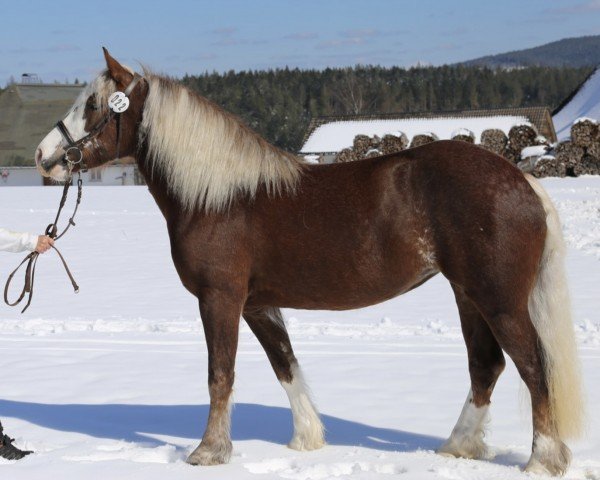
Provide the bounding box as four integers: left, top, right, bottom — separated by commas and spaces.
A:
4, 171, 82, 313
4, 73, 144, 313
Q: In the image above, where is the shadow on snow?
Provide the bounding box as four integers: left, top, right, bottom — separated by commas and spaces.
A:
0, 400, 442, 453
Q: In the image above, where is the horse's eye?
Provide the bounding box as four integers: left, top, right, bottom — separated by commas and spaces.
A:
86, 95, 99, 111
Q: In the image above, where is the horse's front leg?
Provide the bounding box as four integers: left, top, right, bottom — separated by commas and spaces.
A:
187, 288, 244, 466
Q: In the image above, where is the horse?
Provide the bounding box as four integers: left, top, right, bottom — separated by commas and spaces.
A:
34, 49, 584, 476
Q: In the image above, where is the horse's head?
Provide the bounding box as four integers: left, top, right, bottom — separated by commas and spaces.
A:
36, 48, 146, 181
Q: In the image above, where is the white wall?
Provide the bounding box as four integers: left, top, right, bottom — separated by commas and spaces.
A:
0, 165, 141, 187
80, 165, 138, 186
0, 167, 43, 186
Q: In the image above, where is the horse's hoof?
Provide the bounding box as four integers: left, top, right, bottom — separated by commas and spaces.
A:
437, 437, 488, 460
288, 436, 326, 451
186, 441, 232, 466
525, 437, 571, 477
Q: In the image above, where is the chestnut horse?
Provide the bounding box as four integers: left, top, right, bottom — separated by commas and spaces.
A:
35, 49, 583, 476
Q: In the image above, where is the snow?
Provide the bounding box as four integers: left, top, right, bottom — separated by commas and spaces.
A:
573, 117, 598, 126
300, 116, 528, 153
553, 67, 600, 141
303, 155, 320, 164
450, 128, 474, 139
0, 178, 599, 479
521, 145, 548, 159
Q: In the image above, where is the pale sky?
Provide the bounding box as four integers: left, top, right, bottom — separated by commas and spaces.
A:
1, 0, 599, 86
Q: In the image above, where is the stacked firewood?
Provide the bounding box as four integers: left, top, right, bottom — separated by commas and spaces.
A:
571, 118, 598, 147
555, 141, 584, 171
353, 135, 373, 158
328, 120, 600, 178
335, 148, 358, 163
532, 156, 566, 178
451, 129, 475, 143
570, 119, 600, 175
380, 132, 409, 154
525, 119, 600, 177
410, 133, 439, 148
480, 129, 508, 155
505, 124, 539, 164
335, 132, 408, 162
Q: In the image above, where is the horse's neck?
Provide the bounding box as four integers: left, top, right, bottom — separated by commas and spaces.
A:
135, 149, 180, 221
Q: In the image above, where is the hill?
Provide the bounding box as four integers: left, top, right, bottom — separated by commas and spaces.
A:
463, 35, 600, 68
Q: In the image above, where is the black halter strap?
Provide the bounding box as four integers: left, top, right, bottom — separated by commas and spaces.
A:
55, 120, 77, 147
54, 73, 144, 167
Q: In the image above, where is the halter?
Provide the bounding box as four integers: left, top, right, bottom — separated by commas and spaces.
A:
55, 72, 144, 169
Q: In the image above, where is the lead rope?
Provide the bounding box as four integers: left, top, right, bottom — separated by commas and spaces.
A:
4, 169, 82, 313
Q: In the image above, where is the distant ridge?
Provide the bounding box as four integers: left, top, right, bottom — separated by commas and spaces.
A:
463, 35, 600, 68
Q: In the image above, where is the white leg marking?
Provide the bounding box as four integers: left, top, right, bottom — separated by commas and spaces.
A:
187, 393, 233, 465
438, 389, 489, 459
525, 433, 571, 476
281, 364, 325, 451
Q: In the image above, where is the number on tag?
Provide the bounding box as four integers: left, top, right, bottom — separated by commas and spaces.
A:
108, 92, 130, 113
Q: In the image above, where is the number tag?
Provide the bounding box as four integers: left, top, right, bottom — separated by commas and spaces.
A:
108, 92, 130, 113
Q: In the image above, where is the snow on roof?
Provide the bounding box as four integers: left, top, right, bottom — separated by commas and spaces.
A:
300, 115, 528, 153
553, 67, 600, 141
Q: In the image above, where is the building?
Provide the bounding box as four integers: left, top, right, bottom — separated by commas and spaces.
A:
300, 107, 556, 163
0, 80, 145, 186
553, 66, 600, 140
0, 164, 141, 187
0, 81, 84, 167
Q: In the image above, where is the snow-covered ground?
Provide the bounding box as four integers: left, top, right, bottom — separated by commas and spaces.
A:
0, 176, 599, 479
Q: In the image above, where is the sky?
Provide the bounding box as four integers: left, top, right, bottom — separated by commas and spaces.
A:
1, 0, 599, 86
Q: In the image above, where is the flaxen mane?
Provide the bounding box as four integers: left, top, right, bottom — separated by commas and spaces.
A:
138, 72, 303, 212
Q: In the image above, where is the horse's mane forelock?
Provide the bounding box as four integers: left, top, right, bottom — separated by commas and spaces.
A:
137, 71, 303, 212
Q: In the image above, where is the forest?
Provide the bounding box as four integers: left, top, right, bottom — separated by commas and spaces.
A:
180, 65, 593, 151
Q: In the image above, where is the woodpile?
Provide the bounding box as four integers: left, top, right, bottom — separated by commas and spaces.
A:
532, 156, 566, 178
555, 140, 585, 170
326, 118, 600, 177
335, 148, 358, 163
573, 154, 600, 176
410, 133, 439, 148
588, 141, 600, 161
480, 129, 508, 156
505, 124, 539, 163
380, 132, 409, 154
508, 124, 539, 151
451, 129, 475, 143
353, 134, 372, 157
571, 118, 599, 148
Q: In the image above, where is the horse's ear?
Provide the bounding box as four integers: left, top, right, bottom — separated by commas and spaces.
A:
102, 47, 133, 86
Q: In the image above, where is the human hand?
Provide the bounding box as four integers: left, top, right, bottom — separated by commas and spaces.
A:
35, 235, 54, 254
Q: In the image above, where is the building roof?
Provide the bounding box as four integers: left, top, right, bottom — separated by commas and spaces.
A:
300, 107, 556, 154
553, 66, 600, 140
0, 83, 84, 166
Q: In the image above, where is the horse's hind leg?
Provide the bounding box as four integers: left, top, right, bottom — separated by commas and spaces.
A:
480, 307, 572, 475
438, 284, 505, 460
243, 306, 325, 451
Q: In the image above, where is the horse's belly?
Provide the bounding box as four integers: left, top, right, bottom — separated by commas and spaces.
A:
250, 254, 439, 311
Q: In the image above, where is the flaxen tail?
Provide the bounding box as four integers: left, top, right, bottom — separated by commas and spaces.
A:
525, 174, 585, 439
